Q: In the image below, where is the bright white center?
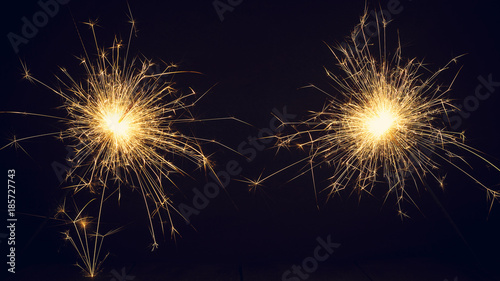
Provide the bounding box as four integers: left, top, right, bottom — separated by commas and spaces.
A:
104, 112, 130, 138
367, 110, 396, 138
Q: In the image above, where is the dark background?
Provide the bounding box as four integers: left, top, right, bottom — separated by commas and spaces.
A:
1, 0, 500, 280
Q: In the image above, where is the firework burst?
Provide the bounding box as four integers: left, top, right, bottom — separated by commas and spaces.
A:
19, 18, 214, 244
3, 9, 240, 277
270, 11, 500, 216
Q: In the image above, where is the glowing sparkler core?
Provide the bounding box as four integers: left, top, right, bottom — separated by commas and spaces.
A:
359, 96, 400, 141
103, 112, 130, 138
99, 105, 135, 144
366, 109, 396, 138
270, 11, 500, 218
12, 14, 224, 276
5, 8, 244, 278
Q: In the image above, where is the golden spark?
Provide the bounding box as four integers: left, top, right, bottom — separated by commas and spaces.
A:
272, 11, 500, 216
20, 19, 213, 245
3, 8, 241, 276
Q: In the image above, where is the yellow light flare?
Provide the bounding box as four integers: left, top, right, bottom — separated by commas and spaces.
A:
365, 107, 397, 139
273, 10, 500, 217
50, 22, 213, 246
8, 10, 235, 277
102, 111, 131, 139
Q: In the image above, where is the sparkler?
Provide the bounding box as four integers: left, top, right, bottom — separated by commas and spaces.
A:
3, 8, 240, 277
266, 11, 500, 216
18, 18, 212, 242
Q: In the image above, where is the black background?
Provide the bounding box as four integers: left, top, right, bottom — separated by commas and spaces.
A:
1, 0, 500, 280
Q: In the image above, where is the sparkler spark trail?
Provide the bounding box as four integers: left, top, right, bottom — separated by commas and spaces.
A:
56, 197, 122, 277
271, 11, 500, 216
4, 9, 242, 277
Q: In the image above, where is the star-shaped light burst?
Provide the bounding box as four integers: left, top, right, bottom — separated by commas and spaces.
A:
9, 13, 230, 276
276, 11, 500, 216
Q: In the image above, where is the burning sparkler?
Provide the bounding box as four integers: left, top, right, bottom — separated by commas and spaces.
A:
265, 10, 500, 216
3, 7, 241, 277
19, 18, 213, 242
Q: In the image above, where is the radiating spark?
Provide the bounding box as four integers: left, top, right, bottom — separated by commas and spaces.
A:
3, 8, 243, 277
274, 10, 500, 216
19, 18, 213, 246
